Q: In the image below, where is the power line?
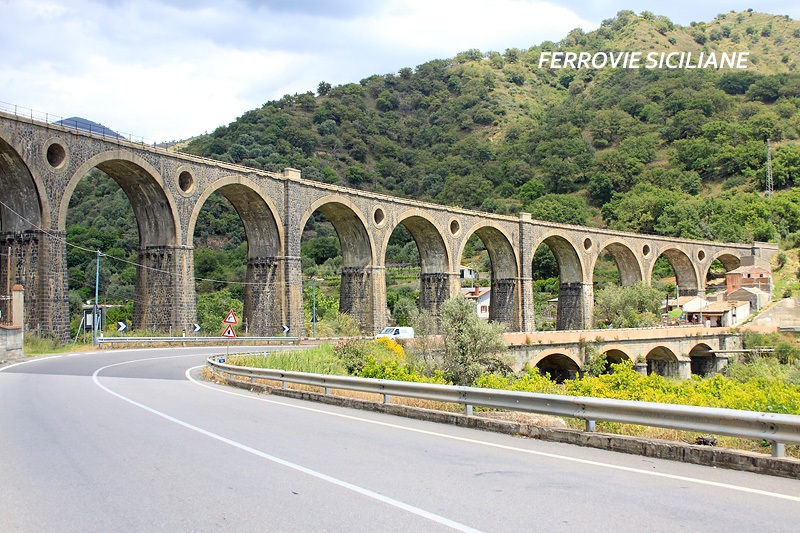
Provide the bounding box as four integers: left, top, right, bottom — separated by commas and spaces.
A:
0, 198, 290, 289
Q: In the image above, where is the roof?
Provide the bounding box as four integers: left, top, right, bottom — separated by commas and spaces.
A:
728, 286, 770, 297
460, 287, 490, 299
728, 265, 771, 275
696, 300, 747, 314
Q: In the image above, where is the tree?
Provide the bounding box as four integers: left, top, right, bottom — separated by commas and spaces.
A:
196, 289, 244, 335
527, 194, 589, 226
439, 294, 509, 385
594, 282, 663, 328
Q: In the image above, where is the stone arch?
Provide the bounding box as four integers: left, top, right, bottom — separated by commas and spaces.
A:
0, 136, 49, 230
709, 252, 742, 274
689, 342, 717, 376
188, 177, 285, 336
704, 252, 741, 296
188, 177, 284, 256
645, 345, 680, 377
533, 233, 586, 330
383, 210, 452, 320
601, 346, 632, 365
300, 196, 376, 331
59, 151, 179, 244
591, 239, 643, 287
0, 135, 55, 335
459, 222, 519, 330
301, 196, 374, 267
60, 151, 184, 331
653, 247, 700, 297
530, 349, 582, 383
383, 211, 450, 273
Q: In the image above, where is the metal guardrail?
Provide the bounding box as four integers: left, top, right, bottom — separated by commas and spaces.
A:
207, 355, 800, 457
98, 336, 299, 345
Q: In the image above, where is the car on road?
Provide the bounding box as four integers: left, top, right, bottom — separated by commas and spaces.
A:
375, 326, 415, 340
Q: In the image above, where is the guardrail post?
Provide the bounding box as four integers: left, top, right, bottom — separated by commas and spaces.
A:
585, 419, 597, 432
383, 394, 391, 404
324, 387, 331, 395
465, 404, 473, 416
281, 381, 287, 389
772, 441, 785, 458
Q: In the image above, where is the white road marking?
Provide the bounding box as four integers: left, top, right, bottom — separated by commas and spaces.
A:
186, 366, 800, 503
0, 355, 62, 370
92, 357, 483, 533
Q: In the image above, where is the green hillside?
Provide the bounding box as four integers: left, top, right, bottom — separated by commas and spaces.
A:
65, 9, 800, 333
179, 9, 800, 244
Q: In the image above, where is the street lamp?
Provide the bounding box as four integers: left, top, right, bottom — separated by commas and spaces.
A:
311, 277, 324, 338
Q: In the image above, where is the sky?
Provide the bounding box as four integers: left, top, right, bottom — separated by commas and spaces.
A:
2, 0, 799, 142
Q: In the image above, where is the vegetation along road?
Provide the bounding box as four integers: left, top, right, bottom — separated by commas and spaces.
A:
2, 347, 799, 532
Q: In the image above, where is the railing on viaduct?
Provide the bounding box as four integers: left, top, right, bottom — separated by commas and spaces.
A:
0, 106, 778, 343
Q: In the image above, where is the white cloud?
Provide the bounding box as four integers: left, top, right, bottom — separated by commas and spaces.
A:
0, 0, 595, 141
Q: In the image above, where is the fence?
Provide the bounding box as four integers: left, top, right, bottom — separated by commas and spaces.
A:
206, 355, 800, 458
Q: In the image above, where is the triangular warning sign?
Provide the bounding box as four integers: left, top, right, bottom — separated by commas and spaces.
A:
221, 324, 236, 338
223, 309, 238, 324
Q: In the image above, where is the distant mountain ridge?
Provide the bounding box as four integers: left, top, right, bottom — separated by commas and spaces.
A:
57, 116, 122, 138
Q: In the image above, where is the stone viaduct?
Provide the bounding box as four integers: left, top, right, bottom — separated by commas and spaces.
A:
505, 327, 741, 379
0, 110, 777, 342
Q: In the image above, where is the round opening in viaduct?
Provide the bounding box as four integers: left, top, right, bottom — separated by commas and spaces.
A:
583, 238, 592, 251
450, 219, 460, 236
373, 207, 385, 226
46, 142, 66, 168
178, 171, 194, 193
643, 244, 651, 256
698, 250, 706, 261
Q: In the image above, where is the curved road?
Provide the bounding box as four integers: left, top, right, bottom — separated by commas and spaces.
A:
2, 347, 799, 532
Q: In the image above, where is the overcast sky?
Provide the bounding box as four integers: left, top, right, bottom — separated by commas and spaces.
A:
2, 0, 798, 142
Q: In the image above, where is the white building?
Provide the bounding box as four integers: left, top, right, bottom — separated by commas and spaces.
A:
461, 286, 491, 319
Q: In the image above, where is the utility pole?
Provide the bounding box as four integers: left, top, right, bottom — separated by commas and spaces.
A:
92, 251, 102, 345
766, 138, 773, 198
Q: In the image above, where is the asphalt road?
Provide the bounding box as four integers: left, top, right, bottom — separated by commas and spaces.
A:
2, 347, 799, 532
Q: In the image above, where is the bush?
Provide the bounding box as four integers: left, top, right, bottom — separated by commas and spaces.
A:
439, 294, 510, 385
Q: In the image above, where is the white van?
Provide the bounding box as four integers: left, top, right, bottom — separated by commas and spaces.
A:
376, 326, 414, 340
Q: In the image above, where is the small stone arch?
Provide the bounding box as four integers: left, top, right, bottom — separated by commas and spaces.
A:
601, 346, 632, 365
652, 247, 701, 297
645, 345, 680, 377
530, 349, 582, 383
591, 239, 643, 287
459, 222, 519, 330
689, 342, 717, 376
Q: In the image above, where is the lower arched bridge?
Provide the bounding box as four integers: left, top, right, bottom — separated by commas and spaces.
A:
506, 326, 741, 380
0, 109, 777, 341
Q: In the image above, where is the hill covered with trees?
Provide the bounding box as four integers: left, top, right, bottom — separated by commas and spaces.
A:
180, 9, 800, 244
64, 9, 800, 333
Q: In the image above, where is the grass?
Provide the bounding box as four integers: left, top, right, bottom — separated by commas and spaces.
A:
226, 344, 346, 375
23, 334, 100, 356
